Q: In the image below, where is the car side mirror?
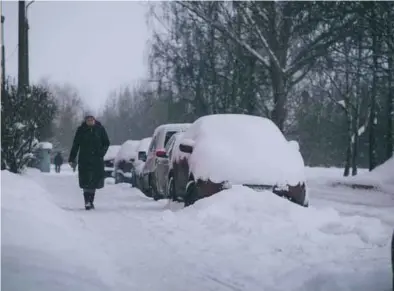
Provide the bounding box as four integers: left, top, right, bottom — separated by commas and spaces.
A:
138, 151, 147, 162
155, 149, 167, 158
288, 140, 300, 151
179, 143, 193, 154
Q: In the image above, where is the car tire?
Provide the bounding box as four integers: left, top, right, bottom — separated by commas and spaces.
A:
149, 173, 160, 201
184, 182, 198, 207
130, 170, 136, 188
115, 173, 123, 184
142, 174, 151, 197
167, 177, 177, 201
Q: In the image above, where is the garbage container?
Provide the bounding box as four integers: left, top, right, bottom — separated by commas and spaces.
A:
37, 142, 53, 173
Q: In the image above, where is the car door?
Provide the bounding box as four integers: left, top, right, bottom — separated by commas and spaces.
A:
155, 133, 176, 196
143, 135, 157, 189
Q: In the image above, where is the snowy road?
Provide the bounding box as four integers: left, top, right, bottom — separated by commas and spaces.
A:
2, 167, 393, 291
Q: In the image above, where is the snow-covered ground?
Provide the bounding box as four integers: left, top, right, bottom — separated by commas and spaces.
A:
2, 166, 393, 291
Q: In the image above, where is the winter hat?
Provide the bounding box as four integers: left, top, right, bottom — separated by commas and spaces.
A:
84, 111, 95, 119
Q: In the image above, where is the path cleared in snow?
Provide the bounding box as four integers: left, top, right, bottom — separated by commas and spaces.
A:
2, 167, 393, 291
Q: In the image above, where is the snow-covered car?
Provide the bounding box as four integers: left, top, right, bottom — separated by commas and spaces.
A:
114, 140, 141, 184
104, 145, 121, 178
152, 132, 183, 199
141, 123, 191, 198
170, 114, 309, 207
133, 137, 152, 189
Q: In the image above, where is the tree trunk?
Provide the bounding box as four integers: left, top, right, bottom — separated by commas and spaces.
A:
386, 53, 393, 159
270, 63, 286, 132
351, 113, 359, 176
369, 20, 378, 171
344, 136, 351, 177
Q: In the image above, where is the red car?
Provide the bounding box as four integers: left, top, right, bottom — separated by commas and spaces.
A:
169, 114, 309, 207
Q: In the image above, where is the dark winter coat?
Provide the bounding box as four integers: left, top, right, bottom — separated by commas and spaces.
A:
54, 153, 63, 166
69, 121, 110, 189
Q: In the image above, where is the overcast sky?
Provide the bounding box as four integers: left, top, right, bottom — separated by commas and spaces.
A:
2, 0, 150, 111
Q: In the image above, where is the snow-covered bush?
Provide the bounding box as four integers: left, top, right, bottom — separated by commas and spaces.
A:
1, 81, 57, 173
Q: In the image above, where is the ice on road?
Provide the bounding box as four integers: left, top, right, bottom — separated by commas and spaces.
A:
1, 167, 393, 291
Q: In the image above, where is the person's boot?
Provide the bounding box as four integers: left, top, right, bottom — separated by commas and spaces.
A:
90, 192, 96, 209
83, 192, 92, 210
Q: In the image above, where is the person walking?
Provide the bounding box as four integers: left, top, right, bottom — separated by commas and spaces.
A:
54, 152, 64, 173
68, 114, 110, 210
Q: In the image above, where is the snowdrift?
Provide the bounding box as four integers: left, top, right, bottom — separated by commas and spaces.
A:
1, 171, 123, 291
165, 185, 388, 248
160, 186, 391, 290
2, 169, 392, 291
328, 157, 394, 193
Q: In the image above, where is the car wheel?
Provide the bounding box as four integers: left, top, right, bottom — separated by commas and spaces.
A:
130, 170, 136, 187
167, 177, 177, 201
152, 176, 162, 201
149, 174, 160, 200
115, 173, 123, 184
184, 181, 198, 207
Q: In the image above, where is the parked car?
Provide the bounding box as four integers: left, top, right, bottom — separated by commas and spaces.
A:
169, 114, 309, 207
141, 123, 191, 199
104, 145, 121, 178
133, 137, 152, 189
114, 140, 141, 184
150, 132, 183, 199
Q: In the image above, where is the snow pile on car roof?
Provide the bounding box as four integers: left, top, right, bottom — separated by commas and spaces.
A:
174, 114, 306, 186
115, 140, 141, 163
137, 137, 152, 153
152, 123, 191, 136
104, 145, 121, 161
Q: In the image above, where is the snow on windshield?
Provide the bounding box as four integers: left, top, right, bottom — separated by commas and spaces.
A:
174, 114, 305, 186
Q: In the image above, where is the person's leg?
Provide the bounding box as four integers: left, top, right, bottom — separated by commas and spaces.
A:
83, 188, 95, 209
83, 190, 90, 208
90, 189, 96, 207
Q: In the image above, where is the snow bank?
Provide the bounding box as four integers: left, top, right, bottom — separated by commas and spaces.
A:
344, 157, 394, 192
104, 145, 121, 161
160, 185, 391, 290
173, 114, 306, 186
115, 140, 140, 163
316, 158, 394, 193
166, 186, 388, 247
38, 141, 53, 150
1, 171, 123, 290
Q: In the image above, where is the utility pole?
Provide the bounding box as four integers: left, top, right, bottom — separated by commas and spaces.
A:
18, 0, 27, 93
1, 13, 5, 93
25, 1, 34, 87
